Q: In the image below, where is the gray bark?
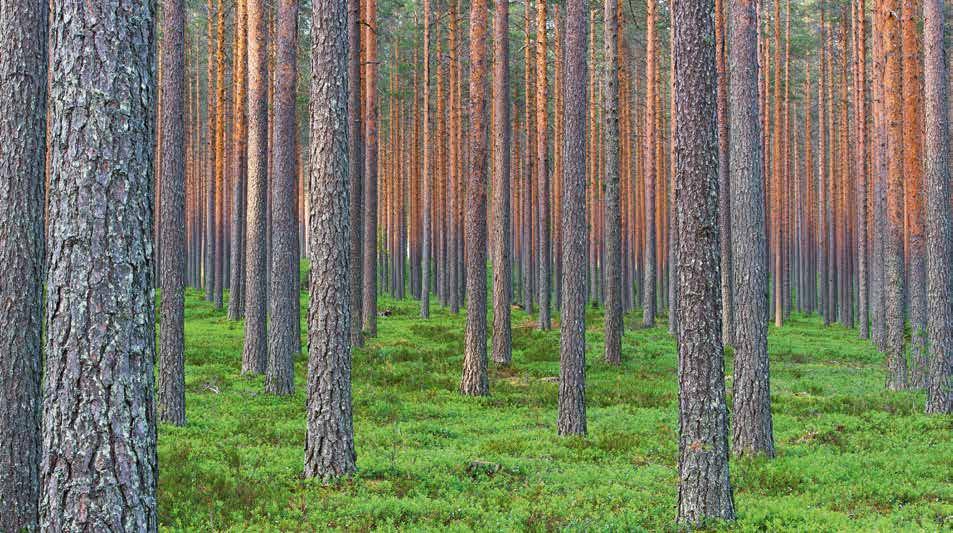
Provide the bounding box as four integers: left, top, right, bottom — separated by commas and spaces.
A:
491, 0, 513, 366
0, 1, 47, 529
159, 0, 187, 427
420, 0, 431, 321
558, 0, 588, 437
603, 0, 623, 365
305, 0, 357, 478
729, 0, 774, 457
267, 0, 300, 396
673, 0, 737, 522
924, 0, 953, 413
228, 0, 248, 322
43, 1, 158, 529
244, 0, 270, 374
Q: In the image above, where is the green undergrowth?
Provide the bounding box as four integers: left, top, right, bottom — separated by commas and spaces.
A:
158, 287, 952, 531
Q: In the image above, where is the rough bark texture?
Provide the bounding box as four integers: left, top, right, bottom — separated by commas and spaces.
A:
558, 0, 588, 437
347, 0, 363, 343
673, 0, 737, 522
305, 0, 356, 477
461, 0, 490, 396
266, 0, 300, 396
536, 0, 551, 330
854, 0, 868, 339
603, 0, 622, 365
243, 0, 269, 375
491, 0, 513, 366
923, 0, 953, 413
0, 0, 47, 529
213, 0, 226, 309
729, 0, 774, 458
882, 0, 907, 390
362, 0, 379, 336
642, 0, 657, 327
205, 0, 217, 302
159, 0, 187, 427
715, 0, 733, 344
228, 0, 249, 321
43, 1, 158, 529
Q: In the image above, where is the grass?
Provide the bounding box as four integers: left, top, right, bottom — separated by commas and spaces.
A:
158, 287, 952, 531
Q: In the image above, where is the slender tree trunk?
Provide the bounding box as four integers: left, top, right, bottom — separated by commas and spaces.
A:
729, 0, 774, 458
228, 0, 249, 321
243, 0, 270, 374
642, 0, 657, 327
491, 0, 513, 366
854, 0, 869, 338
363, 0, 379, 335
206, 1, 217, 302
537, 0, 552, 330
882, 0, 907, 390
559, 0, 588, 437
159, 0, 187, 428
603, 0, 623, 365
347, 0, 363, 343
923, 0, 952, 414
461, 0, 490, 396
715, 0, 732, 344
266, 0, 299, 396
43, 1, 157, 528
213, 0, 226, 309
305, 0, 356, 477
420, 0, 432, 319
673, 0, 736, 522
0, 2, 46, 529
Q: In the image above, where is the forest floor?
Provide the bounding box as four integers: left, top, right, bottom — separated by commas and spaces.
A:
159, 286, 951, 531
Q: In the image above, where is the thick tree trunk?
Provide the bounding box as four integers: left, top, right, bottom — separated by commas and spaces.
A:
923, 0, 952, 414
603, 0, 623, 365
729, 0, 774, 458
0, 1, 46, 529
491, 0, 513, 366
266, 0, 300, 396
461, 0, 489, 396
558, 0, 588, 437
43, 1, 158, 528
882, 0, 907, 390
672, 0, 736, 522
305, 0, 356, 477
243, 0, 270, 374
159, 0, 187, 427
228, 0, 248, 321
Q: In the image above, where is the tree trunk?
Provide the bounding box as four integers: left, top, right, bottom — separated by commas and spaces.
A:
491, 0, 513, 366
715, 0, 732, 345
558, 0, 588, 437
305, 0, 356, 477
43, 1, 158, 528
0, 2, 46, 529
603, 0, 623, 365
923, 0, 952, 414
228, 0, 248, 321
347, 0, 364, 343
536, 0, 552, 330
642, 0, 657, 327
266, 0, 299, 396
729, 0, 774, 458
882, 0, 907, 390
213, 0, 226, 309
461, 0, 489, 396
243, 0, 270, 374
363, 0, 379, 335
159, 0, 187, 428
672, 0, 736, 522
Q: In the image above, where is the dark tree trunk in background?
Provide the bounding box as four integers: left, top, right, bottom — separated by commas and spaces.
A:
363, 0, 379, 337
729, 0, 774, 458
536, 0, 551, 330
228, 0, 249, 321
348, 0, 364, 344
267, 0, 300, 396
205, 0, 217, 303
715, 0, 733, 345
491, 0, 513, 366
882, 0, 907, 391
461, 0, 489, 396
244, 0, 270, 374
558, 0, 588, 437
0, 1, 47, 529
43, 1, 158, 528
923, 0, 953, 414
159, 0, 188, 427
304, 0, 356, 478
603, 0, 623, 365
672, 0, 737, 522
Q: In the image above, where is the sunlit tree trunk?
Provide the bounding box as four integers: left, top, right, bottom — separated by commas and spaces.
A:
491, 0, 512, 366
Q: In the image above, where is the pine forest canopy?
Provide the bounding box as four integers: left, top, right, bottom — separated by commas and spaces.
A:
0, 0, 950, 530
